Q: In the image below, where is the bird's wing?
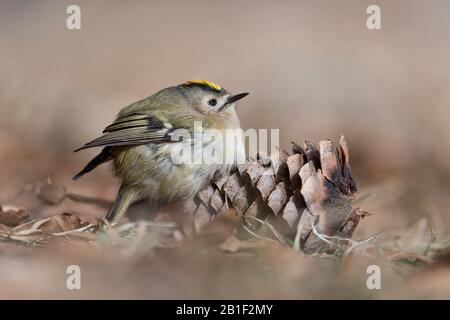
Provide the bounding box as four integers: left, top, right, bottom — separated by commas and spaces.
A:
74, 112, 180, 152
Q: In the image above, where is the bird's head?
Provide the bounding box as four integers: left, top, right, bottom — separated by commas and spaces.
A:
176, 80, 249, 121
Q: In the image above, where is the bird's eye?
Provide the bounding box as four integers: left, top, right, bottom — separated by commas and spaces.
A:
208, 99, 217, 106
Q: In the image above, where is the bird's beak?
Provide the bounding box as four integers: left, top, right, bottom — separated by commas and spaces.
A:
219, 92, 249, 112
227, 92, 249, 105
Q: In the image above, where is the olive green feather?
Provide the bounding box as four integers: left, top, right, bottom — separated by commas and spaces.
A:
73, 81, 248, 225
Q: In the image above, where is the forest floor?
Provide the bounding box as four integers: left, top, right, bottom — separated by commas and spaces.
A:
1, 135, 450, 299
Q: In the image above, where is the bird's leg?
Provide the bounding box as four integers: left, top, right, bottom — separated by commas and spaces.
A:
105, 185, 137, 225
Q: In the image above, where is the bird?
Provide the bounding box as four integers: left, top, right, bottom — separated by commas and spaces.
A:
73, 80, 249, 225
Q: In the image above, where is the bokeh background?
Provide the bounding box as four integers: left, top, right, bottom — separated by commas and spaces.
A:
1, 0, 450, 299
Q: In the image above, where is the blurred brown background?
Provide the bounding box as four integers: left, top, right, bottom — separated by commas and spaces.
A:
1, 0, 450, 299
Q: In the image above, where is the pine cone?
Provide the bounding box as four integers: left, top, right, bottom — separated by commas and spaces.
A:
183, 135, 363, 254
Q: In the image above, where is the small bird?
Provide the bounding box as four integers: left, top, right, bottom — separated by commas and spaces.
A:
73, 80, 249, 225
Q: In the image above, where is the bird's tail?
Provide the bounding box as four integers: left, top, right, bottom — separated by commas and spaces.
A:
73, 147, 112, 180
105, 185, 137, 224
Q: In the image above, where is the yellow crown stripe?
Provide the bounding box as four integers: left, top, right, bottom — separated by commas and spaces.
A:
184, 80, 222, 91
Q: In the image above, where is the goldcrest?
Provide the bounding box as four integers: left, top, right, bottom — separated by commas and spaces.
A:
74, 80, 249, 224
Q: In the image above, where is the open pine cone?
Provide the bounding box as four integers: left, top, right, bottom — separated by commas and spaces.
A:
182, 135, 364, 253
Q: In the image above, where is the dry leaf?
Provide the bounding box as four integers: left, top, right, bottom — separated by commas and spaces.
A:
220, 235, 266, 253
0, 207, 29, 226
39, 213, 83, 234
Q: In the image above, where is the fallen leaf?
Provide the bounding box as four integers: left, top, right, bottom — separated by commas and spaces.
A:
0, 208, 29, 226
220, 235, 267, 253
39, 213, 82, 234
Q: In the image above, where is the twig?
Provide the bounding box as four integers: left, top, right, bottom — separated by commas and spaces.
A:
239, 215, 288, 245
387, 252, 433, 264
242, 224, 279, 244
52, 224, 94, 236
307, 210, 378, 254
